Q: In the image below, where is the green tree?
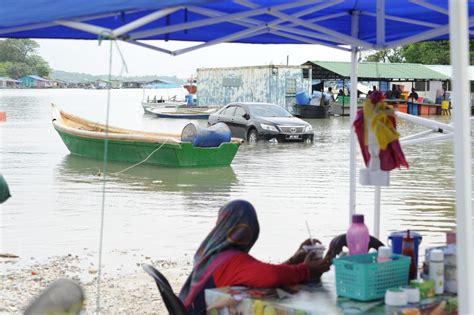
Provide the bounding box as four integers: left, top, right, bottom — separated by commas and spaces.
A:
402, 41, 451, 64
364, 40, 474, 65
364, 48, 405, 63
27, 55, 51, 77
0, 39, 50, 78
0, 62, 13, 77
6, 62, 34, 79
0, 39, 39, 63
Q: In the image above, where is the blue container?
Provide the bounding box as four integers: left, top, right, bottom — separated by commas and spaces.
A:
312, 91, 322, 98
185, 94, 193, 105
181, 122, 231, 147
388, 231, 422, 266
296, 91, 310, 105
407, 102, 419, 115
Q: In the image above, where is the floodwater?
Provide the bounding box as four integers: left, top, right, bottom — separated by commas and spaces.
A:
0, 89, 471, 274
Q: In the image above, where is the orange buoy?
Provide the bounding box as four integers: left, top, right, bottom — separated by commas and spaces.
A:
0, 112, 6, 122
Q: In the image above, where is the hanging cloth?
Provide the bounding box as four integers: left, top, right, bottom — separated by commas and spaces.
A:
354, 91, 409, 171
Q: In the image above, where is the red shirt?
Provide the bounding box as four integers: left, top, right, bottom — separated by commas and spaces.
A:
213, 252, 310, 288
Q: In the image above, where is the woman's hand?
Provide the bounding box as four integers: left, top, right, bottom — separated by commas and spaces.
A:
304, 252, 332, 280
285, 238, 321, 265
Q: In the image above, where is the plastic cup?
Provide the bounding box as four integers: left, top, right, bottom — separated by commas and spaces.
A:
303, 244, 325, 259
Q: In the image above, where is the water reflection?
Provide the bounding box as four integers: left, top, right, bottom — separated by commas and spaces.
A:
57, 155, 238, 194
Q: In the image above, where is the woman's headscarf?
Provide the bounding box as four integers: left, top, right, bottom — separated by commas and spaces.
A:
179, 200, 259, 309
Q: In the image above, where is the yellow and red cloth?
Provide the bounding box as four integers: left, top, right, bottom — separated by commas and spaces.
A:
353, 91, 409, 171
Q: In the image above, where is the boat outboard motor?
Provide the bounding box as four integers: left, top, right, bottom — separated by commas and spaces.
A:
24, 278, 84, 315
181, 122, 231, 147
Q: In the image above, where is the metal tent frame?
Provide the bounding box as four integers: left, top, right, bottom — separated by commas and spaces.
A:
2, 1, 472, 313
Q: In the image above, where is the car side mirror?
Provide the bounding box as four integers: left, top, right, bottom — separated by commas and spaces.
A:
243, 113, 250, 120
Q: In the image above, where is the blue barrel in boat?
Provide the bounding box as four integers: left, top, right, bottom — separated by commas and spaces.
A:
296, 91, 310, 105
388, 231, 422, 266
181, 122, 231, 147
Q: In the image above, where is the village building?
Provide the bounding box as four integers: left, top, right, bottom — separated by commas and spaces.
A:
94, 79, 109, 89
0, 77, 21, 88
20, 75, 53, 88
196, 65, 312, 111
51, 79, 68, 88
122, 81, 145, 88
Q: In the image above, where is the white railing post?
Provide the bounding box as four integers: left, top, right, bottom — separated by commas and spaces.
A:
449, 0, 474, 313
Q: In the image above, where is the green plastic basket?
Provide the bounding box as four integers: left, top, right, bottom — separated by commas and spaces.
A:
333, 253, 410, 301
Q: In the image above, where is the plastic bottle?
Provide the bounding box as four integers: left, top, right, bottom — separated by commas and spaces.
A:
402, 230, 418, 280
377, 246, 392, 263
346, 214, 370, 255
429, 249, 444, 295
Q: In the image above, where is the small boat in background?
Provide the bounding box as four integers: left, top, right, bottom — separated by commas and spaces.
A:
51, 104, 242, 167
141, 83, 189, 113
155, 112, 212, 119
141, 82, 219, 119
145, 106, 219, 119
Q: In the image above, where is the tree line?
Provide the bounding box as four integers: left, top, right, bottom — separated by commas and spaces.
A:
0, 39, 51, 79
364, 40, 474, 64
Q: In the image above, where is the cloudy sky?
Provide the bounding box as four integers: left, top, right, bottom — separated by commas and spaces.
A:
37, 39, 350, 79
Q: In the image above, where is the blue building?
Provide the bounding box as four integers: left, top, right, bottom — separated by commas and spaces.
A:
20, 75, 52, 88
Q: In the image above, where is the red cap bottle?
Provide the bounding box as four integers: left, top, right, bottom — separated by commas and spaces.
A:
402, 230, 417, 280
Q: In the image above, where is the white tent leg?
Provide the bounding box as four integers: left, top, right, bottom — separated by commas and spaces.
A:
349, 11, 359, 223
374, 0, 383, 236
449, 0, 474, 313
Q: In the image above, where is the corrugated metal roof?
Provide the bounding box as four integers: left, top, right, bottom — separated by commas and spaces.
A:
426, 65, 474, 81
24, 75, 51, 81
0, 77, 21, 82
197, 65, 308, 71
308, 61, 449, 81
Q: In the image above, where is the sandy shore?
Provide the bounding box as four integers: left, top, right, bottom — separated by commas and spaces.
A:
1, 254, 192, 314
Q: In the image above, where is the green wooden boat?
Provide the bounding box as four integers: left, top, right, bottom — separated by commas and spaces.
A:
52, 105, 242, 167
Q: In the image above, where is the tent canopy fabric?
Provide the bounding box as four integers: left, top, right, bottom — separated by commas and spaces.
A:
0, 1, 470, 51
305, 61, 450, 81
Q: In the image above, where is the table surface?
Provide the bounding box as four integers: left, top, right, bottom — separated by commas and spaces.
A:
385, 99, 443, 106
205, 271, 455, 315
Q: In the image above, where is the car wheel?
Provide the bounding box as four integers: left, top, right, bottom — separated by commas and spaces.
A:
247, 129, 258, 144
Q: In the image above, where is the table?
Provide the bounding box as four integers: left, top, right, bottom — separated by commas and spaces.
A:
205, 272, 456, 315
417, 103, 440, 116
385, 99, 408, 113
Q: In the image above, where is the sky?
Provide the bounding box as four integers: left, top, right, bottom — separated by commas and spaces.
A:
37, 39, 351, 79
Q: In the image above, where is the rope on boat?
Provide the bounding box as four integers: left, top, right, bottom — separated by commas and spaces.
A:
111, 138, 170, 175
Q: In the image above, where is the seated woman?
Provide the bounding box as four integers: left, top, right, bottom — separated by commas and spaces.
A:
179, 199, 332, 315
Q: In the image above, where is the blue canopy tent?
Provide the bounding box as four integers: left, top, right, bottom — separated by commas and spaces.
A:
2, 1, 473, 313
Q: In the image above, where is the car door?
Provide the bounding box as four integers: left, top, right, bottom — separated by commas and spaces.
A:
231, 106, 249, 139
218, 105, 236, 134
215, 105, 234, 124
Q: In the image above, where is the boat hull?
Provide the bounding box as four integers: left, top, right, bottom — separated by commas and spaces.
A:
54, 127, 240, 167
156, 112, 210, 119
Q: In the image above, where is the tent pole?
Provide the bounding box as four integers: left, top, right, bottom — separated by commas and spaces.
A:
342, 79, 345, 116
349, 11, 359, 223
373, 0, 385, 239
449, 0, 474, 313
376, 0, 385, 47
374, 187, 381, 238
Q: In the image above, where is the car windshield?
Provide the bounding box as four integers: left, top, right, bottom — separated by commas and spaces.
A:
247, 104, 292, 117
